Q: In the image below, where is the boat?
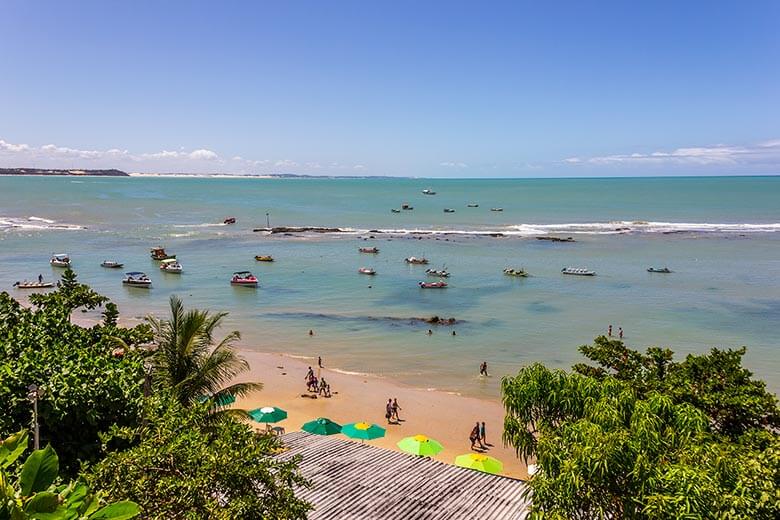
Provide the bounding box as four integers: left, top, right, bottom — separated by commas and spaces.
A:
419, 281, 447, 289
425, 268, 450, 277
401, 203, 414, 210
223, 217, 236, 224
422, 189, 436, 195
647, 267, 672, 273
391, 209, 401, 213
231, 271, 258, 287
443, 208, 455, 213
467, 203, 479, 208
50, 254, 70, 267
150, 247, 175, 261
490, 208, 503, 212
561, 267, 596, 276
159, 258, 183, 273
255, 255, 274, 262
359, 247, 379, 254
358, 267, 376, 275
405, 256, 429, 265
101, 260, 124, 269
122, 272, 152, 287
504, 268, 529, 277
13, 280, 55, 289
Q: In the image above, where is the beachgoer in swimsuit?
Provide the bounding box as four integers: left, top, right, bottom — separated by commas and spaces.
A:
309, 329, 314, 336
608, 324, 612, 337
480, 422, 487, 446
392, 398, 401, 421
318, 356, 322, 368
38, 274, 43, 283
470, 423, 480, 449
427, 329, 433, 336
386, 399, 394, 423
619, 327, 623, 339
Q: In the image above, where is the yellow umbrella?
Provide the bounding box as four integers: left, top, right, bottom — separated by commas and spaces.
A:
454, 453, 504, 474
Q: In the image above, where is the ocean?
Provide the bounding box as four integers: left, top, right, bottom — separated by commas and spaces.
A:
1, 175, 779, 397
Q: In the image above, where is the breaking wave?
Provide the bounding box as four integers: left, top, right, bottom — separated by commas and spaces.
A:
0, 216, 85, 231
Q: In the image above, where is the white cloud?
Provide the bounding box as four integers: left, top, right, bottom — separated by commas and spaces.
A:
188, 149, 218, 160
439, 161, 468, 168
353, 164, 365, 170
564, 139, 780, 167
0, 139, 30, 153
274, 159, 298, 168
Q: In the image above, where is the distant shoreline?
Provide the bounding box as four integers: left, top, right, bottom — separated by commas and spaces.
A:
0, 168, 129, 177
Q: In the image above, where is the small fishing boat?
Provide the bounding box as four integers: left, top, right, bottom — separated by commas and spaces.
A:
405, 256, 429, 265
490, 208, 504, 212
231, 271, 258, 287
391, 208, 401, 213
401, 203, 414, 210
561, 267, 596, 276
359, 247, 379, 254
467, 203, 479, 208
422, 189, 436, 195
159, 258, 183, 273
425, 268, 450, 277
123, 272, 152, 287
50, 254, 70, 267
503, 268, 529, 277
419, 281, 447, 289
223, 217, 236, 224
13, 280, 55, 289
647, 267, 672, 273
443, 208, 455, 213
101, 260, 124, 269
150, 247, 175, 261
255, 255, 274, 262
358, 267, 376, 275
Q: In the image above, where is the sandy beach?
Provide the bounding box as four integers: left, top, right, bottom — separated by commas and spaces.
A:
234, 350, 529, 479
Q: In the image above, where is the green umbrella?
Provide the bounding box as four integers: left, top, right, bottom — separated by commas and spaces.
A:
397, 434, 444, 457
302, 417, 342, 436
249, 406, 288, 424
341, 422, 386, 441
454, 453, 504, 474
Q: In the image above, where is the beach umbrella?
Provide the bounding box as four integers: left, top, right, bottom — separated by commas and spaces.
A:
341, 422, 386, 441
249, 406, 288, 424
302, 417, 342, 436
397, 434, 444, 457
454, 453, 504, 474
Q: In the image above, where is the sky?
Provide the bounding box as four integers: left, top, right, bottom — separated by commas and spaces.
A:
1, 0, 779, 177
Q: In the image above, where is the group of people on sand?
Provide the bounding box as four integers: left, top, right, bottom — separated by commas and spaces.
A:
384, 398, 402, 424
607, 324, 624, 339
304, 366, 331, 398
469, 421, 490, 450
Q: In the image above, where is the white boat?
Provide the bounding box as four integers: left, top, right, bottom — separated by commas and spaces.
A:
647, 267, 672, 273
561, 267, 596, 276
490, 208, 503, 212
405, 256, 429, 265
425, 268, 450, 277
443, 208, 455, 213
101, 260, 124, 269
13, 280, 55, 289
358, 267, 376, 275
467, 203, 479, 208
50, 254, 70, 267
123, 272, 152, 287
422, 189, 436, 195
159, 258, 183, 273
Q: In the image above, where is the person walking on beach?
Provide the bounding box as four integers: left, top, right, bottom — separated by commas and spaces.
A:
318, 356, 323, 368
392, 398, 402, 421
305, 366, 314, 381
470, 422, 484, 450
480, 421, 488, 446
619, 327, 623, 339
608, 324, 612, 337
386, 399, 394, 424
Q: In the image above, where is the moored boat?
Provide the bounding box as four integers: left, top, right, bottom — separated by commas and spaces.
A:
50, 254, 70, 267
561, 267, 596, 276
401, 203, 414, 210
422, 189, 436, 195
358, 267, 376, 275
223, 217, 236, 224
231, 271, 258, 287
425, 268, 450, 277
647, 267, 672, 273
150, 247, 175, 261
490, 207, 503, 212
443, 208, 455, 213
101, 260, 124, 269
503, 268, 529, 277
405, 256, 429, 265
391, 208, 401, 213
467, 203, 479, 207
13, 280, 55, 289
159, 258, 183, 273
255, 255, 274, 262
419, 281, 447, 289
359, 247, 379, 254
123, 272, 152, 287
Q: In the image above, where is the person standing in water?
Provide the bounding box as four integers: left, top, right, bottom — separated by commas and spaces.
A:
38, 274, 43, 284
309, 329, 314, 336
479, 362, 489, 376
608, 324, 612, 337
619, 327, 623, 339
318, 356, 323, 368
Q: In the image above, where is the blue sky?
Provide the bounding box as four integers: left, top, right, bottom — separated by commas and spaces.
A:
1, 0, 778, 177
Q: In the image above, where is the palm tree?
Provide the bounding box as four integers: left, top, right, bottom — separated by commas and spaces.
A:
148, 295, 262, 410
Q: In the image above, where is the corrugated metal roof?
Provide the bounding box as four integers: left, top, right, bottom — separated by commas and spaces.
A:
277, 431, 530, 519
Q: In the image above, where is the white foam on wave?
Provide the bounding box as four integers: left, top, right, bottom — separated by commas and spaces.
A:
172, 222, 229, 228
0, 216, 85, 231
507, 221, 780, 234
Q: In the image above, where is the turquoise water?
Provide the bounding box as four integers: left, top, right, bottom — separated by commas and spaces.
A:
1, 175, 779, 397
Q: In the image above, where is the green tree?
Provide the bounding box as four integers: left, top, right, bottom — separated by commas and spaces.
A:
85, 395, 310, 520
0, 430, 139, 519
29, 269, 108, 316
147, 296, 261, 409
502, 339, 780, 519
0, 288, 152, 475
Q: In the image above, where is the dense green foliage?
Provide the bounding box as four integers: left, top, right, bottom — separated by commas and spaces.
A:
85, 394, 310, 520
0, 274, 152, 474
502, 336, 780, 519
1, 430, 139, 519
147, 295, 262, 410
